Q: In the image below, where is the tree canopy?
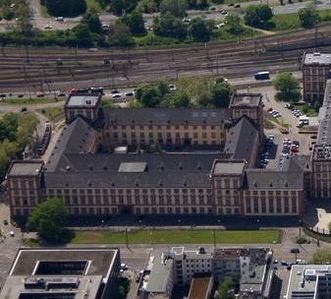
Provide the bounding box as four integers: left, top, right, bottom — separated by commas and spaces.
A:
44, 0, 87, 17
123, 10, 146, 35
244, 4, 273, 28
197, 77, 233, 108
0, 113, 38, 176
189, 18, 212, 42
111, 0, 139, 15
272, 71, 300, 101
27, 198, 70, 243
153, 12, 187, 39
225, 13, 244, 34
81, 11, 102, 34
298, 7, 320, 28
216, 277, 235, 299
160, 0, 188, 17
108, 21, 134, 47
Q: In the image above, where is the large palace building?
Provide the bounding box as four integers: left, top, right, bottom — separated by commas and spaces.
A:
7, 92, 307, 220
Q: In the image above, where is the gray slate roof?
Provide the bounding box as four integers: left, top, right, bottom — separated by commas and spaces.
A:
46, 117, 97, 172
280, 155, 311, 173
45, 153, 217, 189
106, 108, 230, 125
224, 116, 259, 163
246, 169, 303, 189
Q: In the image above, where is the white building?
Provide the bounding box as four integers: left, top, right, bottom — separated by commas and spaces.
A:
170, 247, 213, 285
286, 265, 331, 299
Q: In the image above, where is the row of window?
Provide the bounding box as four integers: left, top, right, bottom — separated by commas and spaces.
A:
107, 124, 221, 130
246, 197, 298, 214
48, 188, 211, 196
109, 131, 220, 139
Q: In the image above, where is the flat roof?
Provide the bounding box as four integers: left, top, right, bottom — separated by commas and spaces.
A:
145, 255, 173, 294
66, 95, 100, 108
0, 275, 102, 299
188, 277, 212, 299
304, 52, 331, 65
230, 93, 262, 107
212, 160, 246, 175
286, 265, 331, 298
8, 161, 43, 177
10, 249, 117, 277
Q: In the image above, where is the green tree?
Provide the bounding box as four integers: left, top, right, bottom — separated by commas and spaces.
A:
272, 72, 300, 101
188, 0, 209, 9
225, 13, 244, 34
108, 21, 134, 47
212, 80, 233, 108
81, 11, 102, 33
189, 18, 212, 42
137, 86, 162, 107
163, 92, 191, 107
44, 0, 87, 17
125, 10, 146, 35
27, 198, 70, 243
298, 7, 320, 28
216, 277, 235, 299
72, 23, 93, 47
244, 4, 273, 28
136, 0, 158, 13
136, 81, 170, 107
111, 0, 139, 15
160, 0, 188, 17
153, 12, 187, 39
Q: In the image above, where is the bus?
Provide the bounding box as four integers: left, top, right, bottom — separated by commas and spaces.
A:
254, 71, 270, 80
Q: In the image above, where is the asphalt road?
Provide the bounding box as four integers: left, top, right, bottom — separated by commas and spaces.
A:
25, 0, 331, 32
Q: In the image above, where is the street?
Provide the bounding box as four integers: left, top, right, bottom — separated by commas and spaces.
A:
24, 0, 331, 32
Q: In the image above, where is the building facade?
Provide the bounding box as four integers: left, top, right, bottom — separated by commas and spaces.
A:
286, 265, 331, 299
312, 79, 331, 199
302, 52, 331, 102
0, 248, 121, 299
65, 93, 102, 123
6, 92, 307, 220
141, 247, 273, 299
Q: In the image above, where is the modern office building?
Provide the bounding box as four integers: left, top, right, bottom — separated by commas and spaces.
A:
286, 265, 331, 299
0, 248, 121, 299
302, 52, 331, 102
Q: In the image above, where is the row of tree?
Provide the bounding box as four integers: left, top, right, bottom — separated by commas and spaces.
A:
0, 113, 38, 177
133, 77, 233, 108
244, 4, 320, 29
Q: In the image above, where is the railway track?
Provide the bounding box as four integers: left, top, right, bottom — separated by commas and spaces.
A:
1, 24, 331, 91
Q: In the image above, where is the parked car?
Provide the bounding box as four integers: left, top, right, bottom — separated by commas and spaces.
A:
290, 248, 300, 254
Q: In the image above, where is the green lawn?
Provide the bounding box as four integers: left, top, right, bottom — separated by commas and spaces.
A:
292, 103, 318, 117
0, 98, 64, 105
72, 229, 280, 244
38, 106, 64, 121
272, 9, 331, 31
272, 13, 301, 31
